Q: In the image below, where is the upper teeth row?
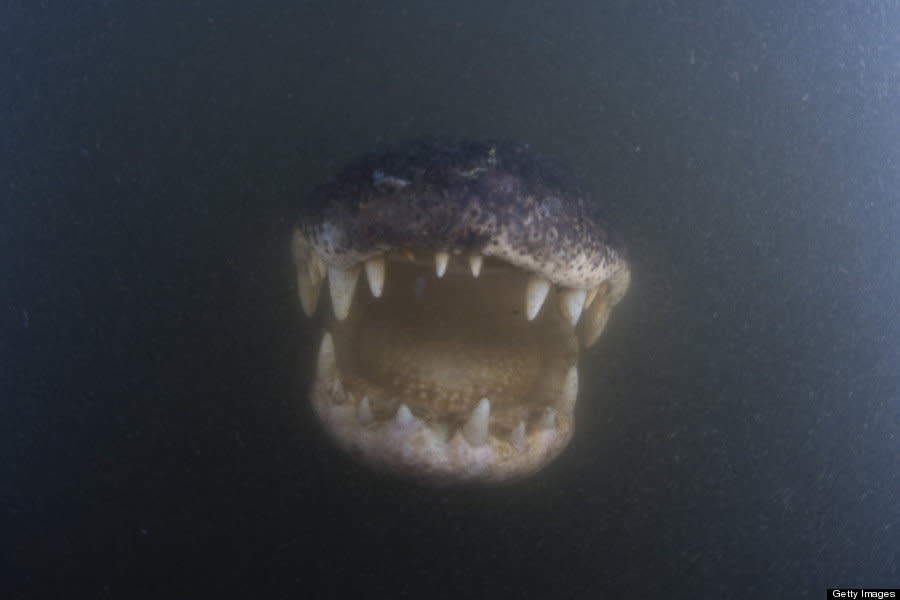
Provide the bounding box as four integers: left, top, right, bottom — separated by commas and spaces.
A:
296, 249, 613, 346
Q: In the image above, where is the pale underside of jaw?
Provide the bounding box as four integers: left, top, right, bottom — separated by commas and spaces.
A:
294, 237, 617, 481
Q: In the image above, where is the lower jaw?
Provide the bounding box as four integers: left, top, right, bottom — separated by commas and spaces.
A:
309, 260, 581, 482
311, 368, 574, 482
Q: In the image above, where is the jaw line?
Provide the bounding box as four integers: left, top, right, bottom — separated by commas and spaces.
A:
308, 258, 582, 482
311, 331, 576, 483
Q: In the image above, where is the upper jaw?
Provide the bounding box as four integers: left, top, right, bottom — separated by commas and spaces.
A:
292, 230, 626, 349
294, 138, 629, 293
294, 209, 631, 296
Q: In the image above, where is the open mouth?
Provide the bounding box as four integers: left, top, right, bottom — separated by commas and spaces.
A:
294, 242, 618, 481
292, 138, 629, 482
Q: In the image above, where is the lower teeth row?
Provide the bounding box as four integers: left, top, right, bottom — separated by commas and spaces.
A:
316, 332, 576, 450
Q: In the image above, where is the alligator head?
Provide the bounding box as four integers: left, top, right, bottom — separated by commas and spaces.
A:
292, 138, 630, 482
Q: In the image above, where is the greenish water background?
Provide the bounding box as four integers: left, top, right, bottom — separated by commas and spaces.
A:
2, 1, 898, 597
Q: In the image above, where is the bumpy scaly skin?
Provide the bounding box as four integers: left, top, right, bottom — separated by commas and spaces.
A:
296, 138, 630, 299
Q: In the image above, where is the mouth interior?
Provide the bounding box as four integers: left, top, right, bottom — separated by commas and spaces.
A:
329, 255, 578, 434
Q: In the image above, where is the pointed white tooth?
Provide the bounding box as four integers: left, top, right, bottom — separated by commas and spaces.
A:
305, 252, 319, 281
525, 276, 551, 320
314, 253, 327, 279
330, 377, 345, 402
358, 396, 373, 425
468, 254, 483, 278
585, 281, 610, 310
291, 229, 305, 262
583, 296, 612, 348
584, 285, 599, 310
558, 288, 587, 326
434, 251, 449, 278
296, 261, 323, 317
328, 264, 361, 321
292, 233, 323, 318
511, 421, 526, 452
316, 332, 336, 380
462, 397, 490, 447
541, 407, 557, 429
364, 256, 385, 298
395, 404, 414, 426
560, 366, 578, 414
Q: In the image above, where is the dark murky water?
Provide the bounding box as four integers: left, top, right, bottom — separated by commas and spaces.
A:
2, 1, 898, 597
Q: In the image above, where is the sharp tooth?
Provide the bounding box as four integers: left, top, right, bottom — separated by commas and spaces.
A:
468, 254, 483, 278
395, 403, 414, 426
588, 280, 611, 309
291, 230, 314, 271
525, 276, 551, 320
558, 288, 587, 326
561, 366, 578, 414
462, 397, 490, 447
358, 396, 373, 425
328, 264, 361, 321
316, 332, 336, 380
292, 233, 323, 317
583, 296, 611, 348
584, 285, 599, 310
306, 256, 319, 282
435, 251, 449, 278
296, 261, 323, 317
314, 253, 328, 279
364, 256, 385, 298
510, 421, 526, 452
330, 377, 345, 402
541, 407, 556, 429
291, 229, 305, 262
